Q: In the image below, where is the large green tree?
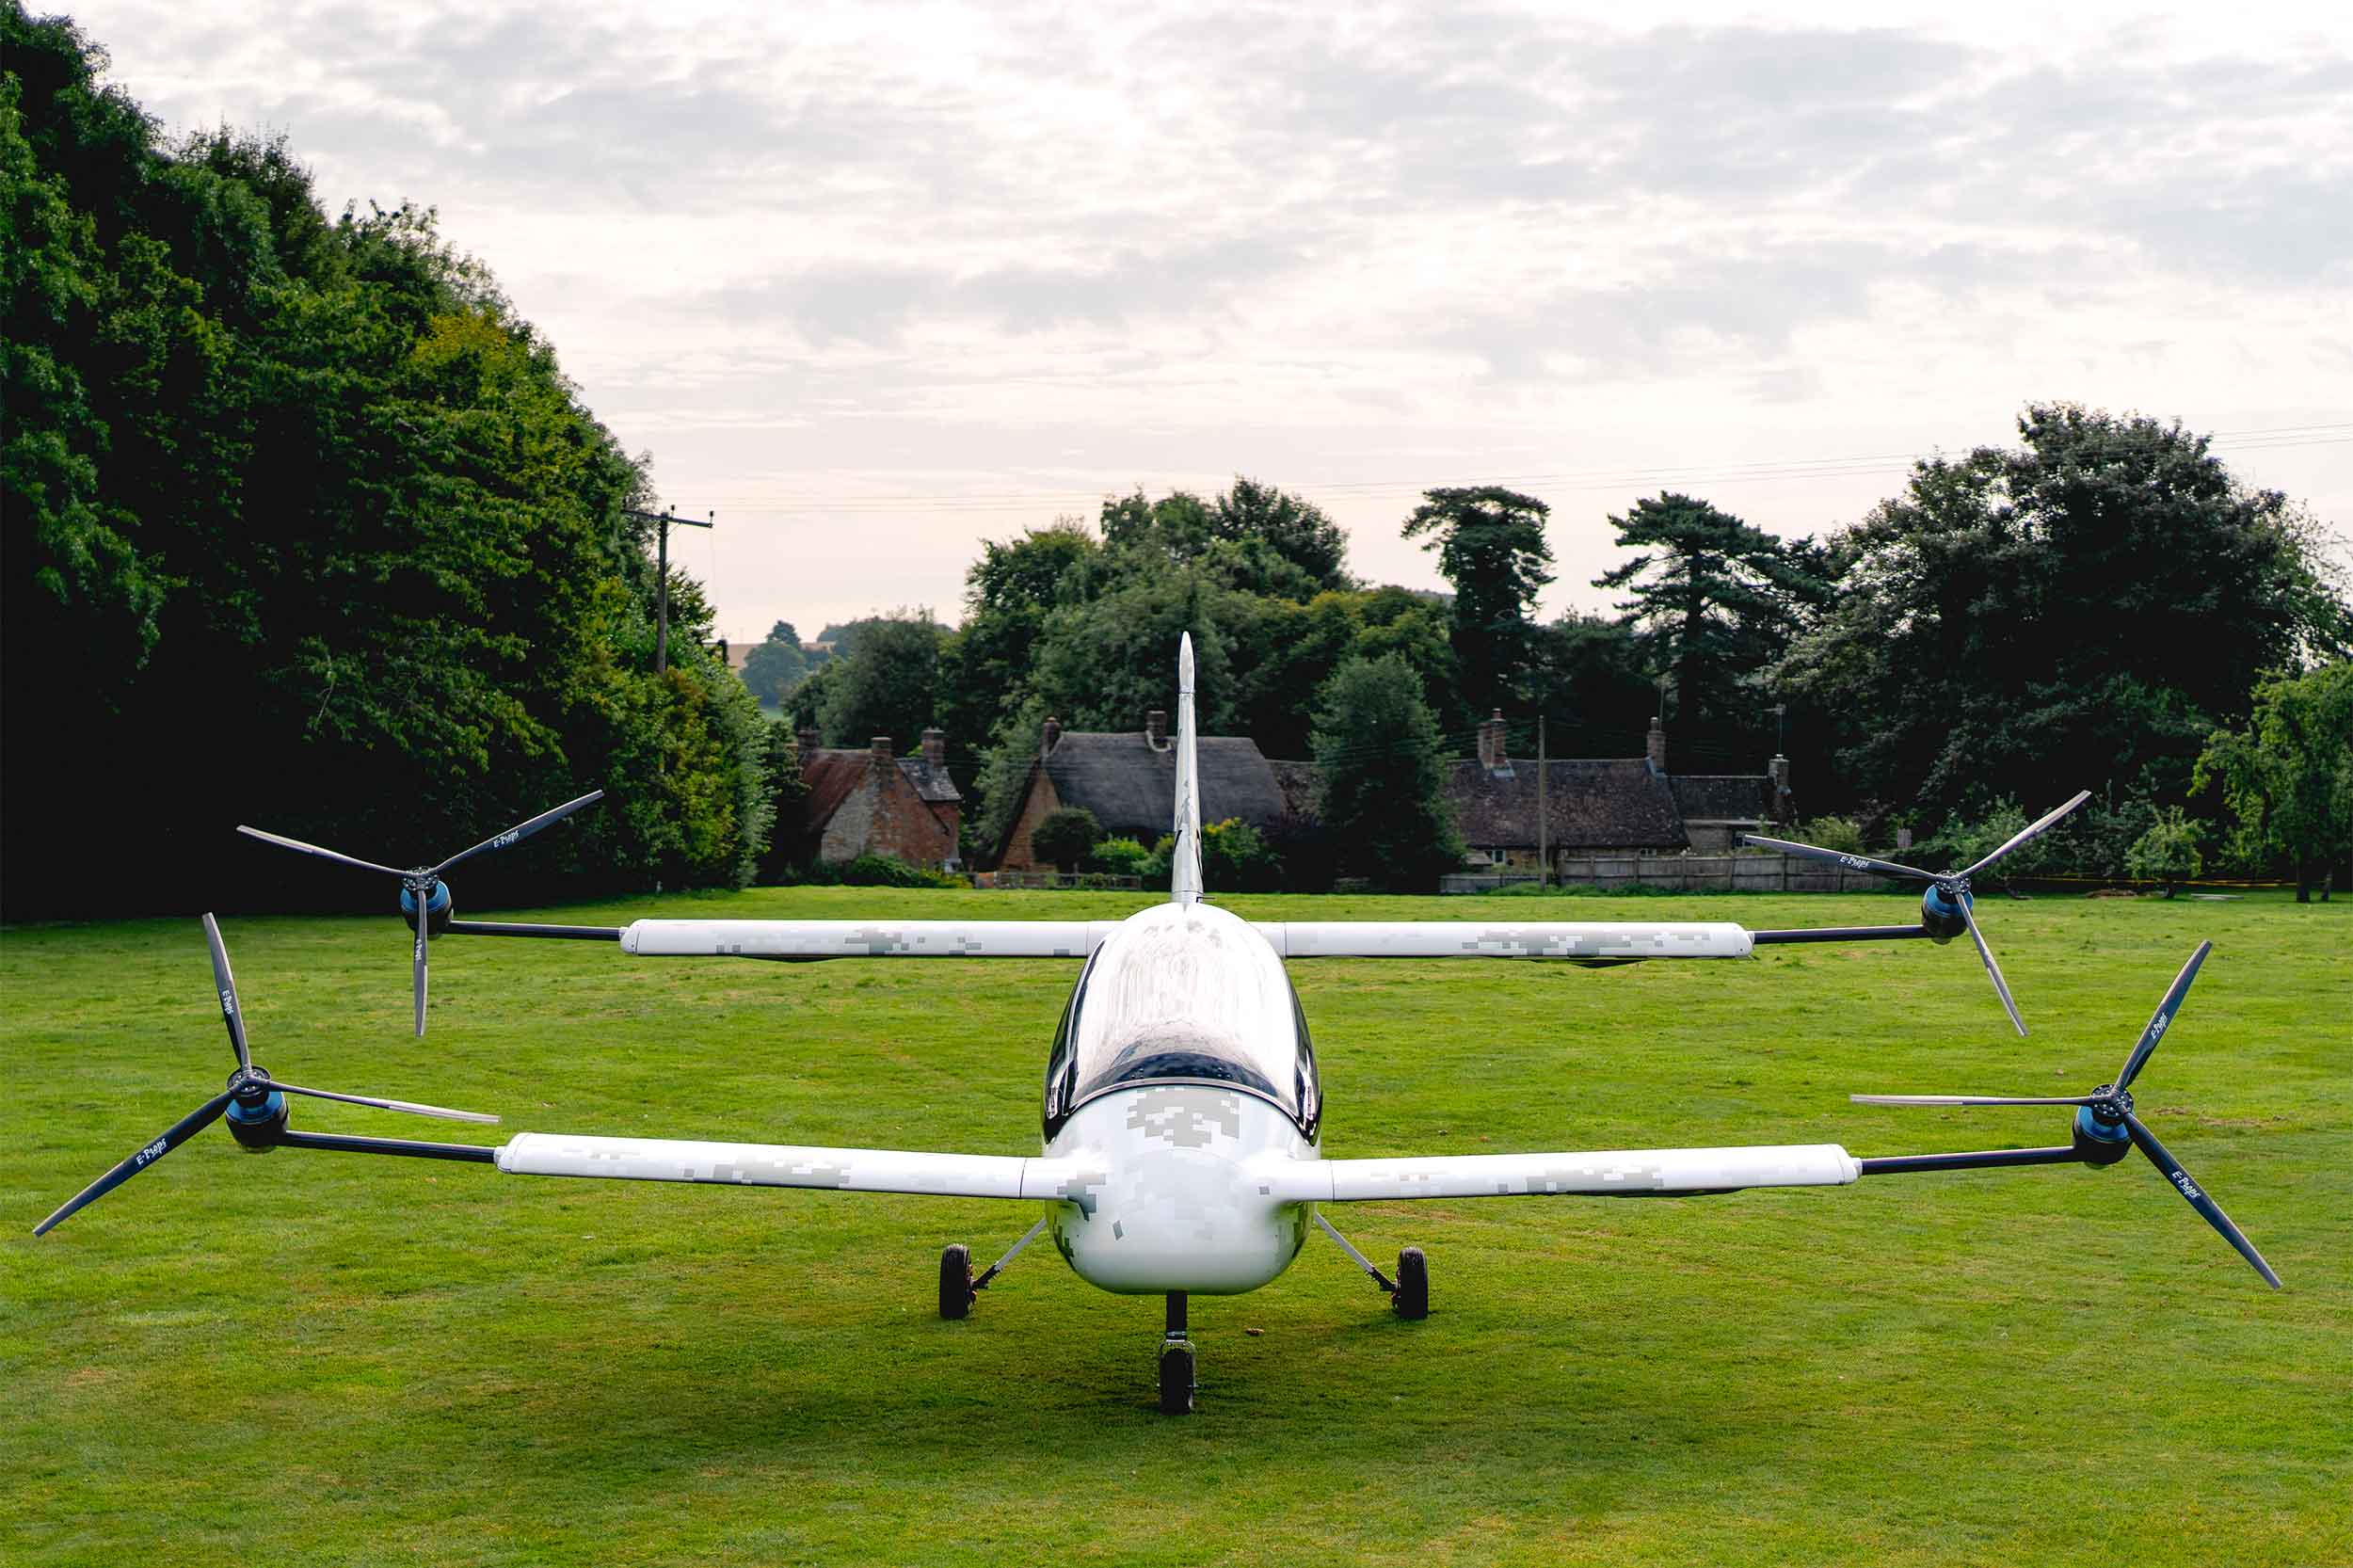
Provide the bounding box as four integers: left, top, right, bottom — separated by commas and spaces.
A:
1311, 653, 1465, 890
1401, 486, 1555, 719
1594, 492, 1833, 760
1775, 405, 2349, 821
813, 614, 951, 749
739, 619, 808, 706
2195, 662, 2353, 901
1, 5, 773, 910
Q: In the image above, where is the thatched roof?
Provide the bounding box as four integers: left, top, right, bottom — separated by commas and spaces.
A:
1042, 732, 1288, 840
1449, 758, 1689, 850
1671, 775, 1770, 823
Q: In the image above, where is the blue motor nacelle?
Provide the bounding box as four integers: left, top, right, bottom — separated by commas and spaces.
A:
225, 1082, 288, 1152
399, 880, 454, 937
1920, 884, 1970, 943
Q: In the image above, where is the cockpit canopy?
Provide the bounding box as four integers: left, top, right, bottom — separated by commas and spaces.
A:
1042, 904, 1320, 1139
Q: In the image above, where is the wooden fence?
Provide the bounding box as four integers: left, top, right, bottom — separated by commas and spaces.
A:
1441, 853, 1893, 895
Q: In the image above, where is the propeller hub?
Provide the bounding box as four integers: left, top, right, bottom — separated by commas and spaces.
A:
2086, 1086, 2132, 1125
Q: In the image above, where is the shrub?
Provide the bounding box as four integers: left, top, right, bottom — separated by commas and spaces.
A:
1087, 836, 1152, 877
1203, 817, 1285, 891
1032, 807, 1103, 872
2126, 808, 2203, 897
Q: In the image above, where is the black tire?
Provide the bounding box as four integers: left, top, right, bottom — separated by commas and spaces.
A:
1159, 1342, 1195, 1415
1393, 1246, 1429, 1320
938, 1243, 971, 1320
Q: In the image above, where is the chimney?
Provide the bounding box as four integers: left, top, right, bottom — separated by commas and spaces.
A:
1042, 716, 1062, 757
1477, 709, 1508, 771
796, 726, 819, 756
920, 727, 946, 767
1646, 716, 1668, 773
871, 734, 894, 763
1145, 709, 1168, 750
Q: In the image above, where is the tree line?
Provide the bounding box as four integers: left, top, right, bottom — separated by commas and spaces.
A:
8, 3, 2345, 907
3, 6, 770, 914
746, 414, 2347, 891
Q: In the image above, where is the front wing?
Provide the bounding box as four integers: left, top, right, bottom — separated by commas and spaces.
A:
496, 1132, 1105, 1208
1271, 1143, 1860, 1201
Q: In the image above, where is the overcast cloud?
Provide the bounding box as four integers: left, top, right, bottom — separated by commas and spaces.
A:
61, 0, 2353, 650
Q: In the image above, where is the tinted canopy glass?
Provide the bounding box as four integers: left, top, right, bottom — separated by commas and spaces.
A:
1044, 904, 1318, 1135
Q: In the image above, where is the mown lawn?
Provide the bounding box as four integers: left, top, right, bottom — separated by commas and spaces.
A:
4, 887, 2347, 1566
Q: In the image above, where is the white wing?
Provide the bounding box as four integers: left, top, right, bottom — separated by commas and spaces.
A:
497, 1132, 1105, 1208
1257, 921, 1753, 961
622, 920, 1117, 959
1271, 1143, 1857, 1201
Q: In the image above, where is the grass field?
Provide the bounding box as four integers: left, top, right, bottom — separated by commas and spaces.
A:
5, 887, 2348, 1566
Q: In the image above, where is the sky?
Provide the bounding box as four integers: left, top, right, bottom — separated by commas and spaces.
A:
62, 0, 2353, 648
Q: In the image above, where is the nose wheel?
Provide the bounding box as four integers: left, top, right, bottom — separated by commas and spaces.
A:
1159, 1291, 1195, 1415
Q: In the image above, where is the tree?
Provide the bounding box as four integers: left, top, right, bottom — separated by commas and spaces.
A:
1594, 493, 1833, 756
754, 720, 810, 882
1401, 486, 1554, 718
2195, 662, 2353, 901
0, 6, 772, 910
813, 614, 949, 749
1776, 405, 2350, 822
1312, 654, 1465, 890
739, 620, 808, 706
938, 521, 1097, 749
1210, 476, 1353, 599
1031, 807, 1102, 872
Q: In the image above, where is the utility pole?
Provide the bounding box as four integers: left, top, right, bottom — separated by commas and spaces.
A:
1537, 712, 1549, 892
625, 506, 715, 674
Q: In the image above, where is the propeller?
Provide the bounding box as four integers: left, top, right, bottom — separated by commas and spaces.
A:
1851, 940, 2281, 1288
237, 790, 603, 1036
1745, 790, 2091, 1035
33, 915, 497, 1238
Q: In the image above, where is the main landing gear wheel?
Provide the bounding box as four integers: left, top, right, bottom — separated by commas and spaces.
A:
1159, 1342, 1195, 1415
938, 1243, 972, 1320
1392, 1246, 1429, 1320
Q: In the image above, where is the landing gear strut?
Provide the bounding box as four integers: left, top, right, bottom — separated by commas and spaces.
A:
1314, 1211, 1430, 1319
1159, 1291, 1195, 1415
939, 1215, 1051, 1320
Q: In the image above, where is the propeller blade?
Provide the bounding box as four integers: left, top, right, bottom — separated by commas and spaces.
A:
1849, 1094, 2099, 1107
32, 1091, 235, 1236
1960, 896, 2027, 1037
430, 790, 605, 876
1737, 834, 1936, 882
269, 1080, 498, 1125
1959, 790, 2092, 881
2116, 941, 2214, 1093
2125, 1114, 2281, 1288
200, 913, 249, 1070
235, 825, 408, 879
412, 902, 428, 1039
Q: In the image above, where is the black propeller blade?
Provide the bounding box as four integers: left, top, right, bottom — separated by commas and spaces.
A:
1849, 940, 2281, 1288
236, 789, 604, 1036
32, 916, 499, 1237
1745, 789, 2092, 1035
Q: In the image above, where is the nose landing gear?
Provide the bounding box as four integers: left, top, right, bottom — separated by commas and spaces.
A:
1160, 1291, 1195, 1415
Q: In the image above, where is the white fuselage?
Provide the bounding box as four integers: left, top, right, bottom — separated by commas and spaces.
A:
1041, 900, 1320, 1295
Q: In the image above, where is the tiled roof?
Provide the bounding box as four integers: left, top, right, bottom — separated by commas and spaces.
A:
802, 747, 962, 829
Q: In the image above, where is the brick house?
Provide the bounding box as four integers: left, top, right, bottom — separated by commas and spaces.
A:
996, 710, 1291, 870
797, 728, 964, 869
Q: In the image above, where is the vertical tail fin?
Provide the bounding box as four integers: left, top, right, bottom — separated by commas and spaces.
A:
1171, 633, 1204, 904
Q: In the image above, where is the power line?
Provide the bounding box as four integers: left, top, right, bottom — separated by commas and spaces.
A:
680, 423, 2353, 518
